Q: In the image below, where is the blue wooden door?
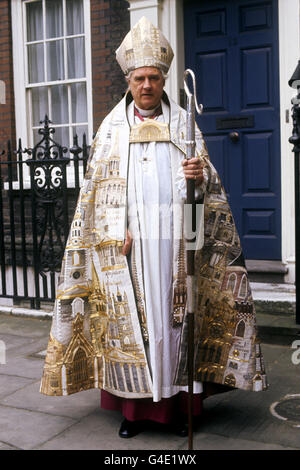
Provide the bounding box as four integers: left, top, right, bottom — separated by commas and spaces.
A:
184, 0, 281, 260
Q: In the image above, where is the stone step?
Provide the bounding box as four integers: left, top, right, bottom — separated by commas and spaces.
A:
251, 281, 295, 315
246, 260, 288, 284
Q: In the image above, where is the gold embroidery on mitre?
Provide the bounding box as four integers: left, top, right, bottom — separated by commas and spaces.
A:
129, 120, 170, 143
116, 16, 174, 75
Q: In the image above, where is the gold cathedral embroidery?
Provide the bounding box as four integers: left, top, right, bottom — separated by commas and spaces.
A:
40, 91, 267, 399
129, 120, 170, 143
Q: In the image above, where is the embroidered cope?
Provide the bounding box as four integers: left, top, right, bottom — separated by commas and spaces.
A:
40, 92, 267, 398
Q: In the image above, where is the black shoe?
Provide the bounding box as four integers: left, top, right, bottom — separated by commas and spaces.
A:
192, 415, 201, 432
118, 418, 144, 438
172, 415, 201, 437
174, 422, 188, 437
172, 416, 189, 437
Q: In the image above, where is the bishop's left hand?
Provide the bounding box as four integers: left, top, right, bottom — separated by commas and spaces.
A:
182, 157, 204, 186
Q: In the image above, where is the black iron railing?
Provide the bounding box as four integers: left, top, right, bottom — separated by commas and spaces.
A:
0, 116, 90, 309
289, 61, 300, 325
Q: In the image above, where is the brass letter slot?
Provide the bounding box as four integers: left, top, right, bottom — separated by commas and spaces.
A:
216, 115, 254, 130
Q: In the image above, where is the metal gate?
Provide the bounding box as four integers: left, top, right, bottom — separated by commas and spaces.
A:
0, 116, 89, 309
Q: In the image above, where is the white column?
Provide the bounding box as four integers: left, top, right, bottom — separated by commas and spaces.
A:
278, 0, 300, 283
128, 0, 161, 26
11, 0, 27, 146
160, 0, 185, 103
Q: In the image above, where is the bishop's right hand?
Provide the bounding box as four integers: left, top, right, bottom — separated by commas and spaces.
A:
122, 229, 132, 256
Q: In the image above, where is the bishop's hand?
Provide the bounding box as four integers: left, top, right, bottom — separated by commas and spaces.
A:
122, 229, 132, 256
182, 157, 204, 186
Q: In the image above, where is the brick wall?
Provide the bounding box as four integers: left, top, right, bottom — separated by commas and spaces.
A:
91, 0, 130, 133
0, 0, 16, 149
0, 0, 130, 147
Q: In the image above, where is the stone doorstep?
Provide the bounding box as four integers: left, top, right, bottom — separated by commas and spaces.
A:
251, 282, 296, 316
246, 260, 289, 284
251, 282, 296, 303
246, 260, 288, 274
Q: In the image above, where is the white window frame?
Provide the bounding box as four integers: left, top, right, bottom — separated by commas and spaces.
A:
11, 0, 93, 187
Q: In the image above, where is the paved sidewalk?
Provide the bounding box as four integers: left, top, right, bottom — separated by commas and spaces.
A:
0, 306, 300, 451
0, 272, 300, 451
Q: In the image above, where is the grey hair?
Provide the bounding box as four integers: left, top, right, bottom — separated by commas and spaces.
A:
125, 69, 168, 81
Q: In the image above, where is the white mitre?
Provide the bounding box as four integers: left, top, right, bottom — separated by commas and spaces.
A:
116, 16, 174, 75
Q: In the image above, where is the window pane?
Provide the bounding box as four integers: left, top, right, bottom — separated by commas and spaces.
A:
73, 125, 88, 140
34, 127, 69, 155
53, 126, 70, 149
28, 44, 45, 83
51, 85, 69, 124
66, 0, 84, 35
26, 1, 44, 42
46, 0, 63, 38
47, 40, 65, 81
73, 125, 88, 141
32, 87, 49, 125
67, 38, 85, 79
33, 127, 44, 146
71, 83, 87, 123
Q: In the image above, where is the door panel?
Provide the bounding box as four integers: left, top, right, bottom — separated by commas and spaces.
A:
184, 0, 281, 259
196, 52, 228, 111
242, 48, 272, 107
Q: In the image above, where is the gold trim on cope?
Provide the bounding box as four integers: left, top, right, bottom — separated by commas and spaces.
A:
129, 120, 170, 143
116, 16, 174, 75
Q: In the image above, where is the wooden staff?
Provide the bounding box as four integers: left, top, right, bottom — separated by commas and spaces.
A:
183, 69, 203, 451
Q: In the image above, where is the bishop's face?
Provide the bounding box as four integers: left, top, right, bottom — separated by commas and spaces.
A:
128, 66, 165, 110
